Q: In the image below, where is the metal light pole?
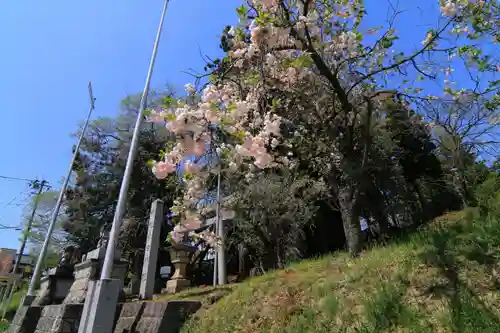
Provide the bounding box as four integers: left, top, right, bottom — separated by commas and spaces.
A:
215, 171, 226, 285
100, 0, 169, 280
1, 180, 47, 317
27, 82, 97, 298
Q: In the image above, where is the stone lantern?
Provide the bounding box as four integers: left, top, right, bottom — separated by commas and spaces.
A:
165, 242, 196, 294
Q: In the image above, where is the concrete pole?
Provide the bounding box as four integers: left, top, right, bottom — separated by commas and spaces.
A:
27, 82, 96, 298
215, 171, 226, 285
1, 181, 46, 318
99, 0, 169, 282
82, 2, 170, 332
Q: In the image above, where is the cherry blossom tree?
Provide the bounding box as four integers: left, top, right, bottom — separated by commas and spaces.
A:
148, 0, 499, 256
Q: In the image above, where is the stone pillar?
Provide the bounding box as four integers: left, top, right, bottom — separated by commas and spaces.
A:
139, 199, 163, 300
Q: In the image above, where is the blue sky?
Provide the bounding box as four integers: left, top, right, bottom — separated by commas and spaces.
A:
0, 0, 489, 251
0, 0, 240, 249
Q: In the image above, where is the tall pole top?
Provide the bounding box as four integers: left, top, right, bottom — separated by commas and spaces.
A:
88, 81, 95, 110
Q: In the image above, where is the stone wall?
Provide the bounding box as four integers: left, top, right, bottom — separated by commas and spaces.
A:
135, 301, 201, 333
10, 300, 201, 333
34, 304, 83, 333
8, 305, 43, 333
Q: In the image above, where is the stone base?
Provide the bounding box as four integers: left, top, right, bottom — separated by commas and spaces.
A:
136, 301, 201, 333
83, 248, 121, 261
8, 305, 43, 333
164, 279, 191, 294
63, 259, 127, 304
32, 276, 74, 306
112, 302, 144, 333
111, 300, 201, 333
33, 304, 83, 333
80, 279, 120, 333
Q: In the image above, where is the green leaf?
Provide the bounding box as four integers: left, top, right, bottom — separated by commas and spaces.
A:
381, 38, 393, 49
289, 54, 314, 68
162, 96, 175, 107
143, 109, 152, 116
236, 4, 246, 20
489, 80, 500, 87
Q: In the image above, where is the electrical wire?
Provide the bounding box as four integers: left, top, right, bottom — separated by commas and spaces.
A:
0, 175, 37, 183
0, 186, 33, 229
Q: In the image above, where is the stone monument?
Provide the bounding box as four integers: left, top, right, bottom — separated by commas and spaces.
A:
32, 246, 80, 306
63, 228, 128, 304
139, 199, 163, 300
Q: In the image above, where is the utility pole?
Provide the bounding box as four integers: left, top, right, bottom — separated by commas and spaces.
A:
26, 82, 97, 299
81, 2, 169, 332
0, 180, 47, 318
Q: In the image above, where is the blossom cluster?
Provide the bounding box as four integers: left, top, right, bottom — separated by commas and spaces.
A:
148, 77, 284, 243
440, 0, 477, 17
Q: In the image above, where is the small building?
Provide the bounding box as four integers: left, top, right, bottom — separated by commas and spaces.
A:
0, 248, 34, 281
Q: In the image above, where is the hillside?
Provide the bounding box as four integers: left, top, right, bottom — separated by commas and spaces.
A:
178, 210, 500, 333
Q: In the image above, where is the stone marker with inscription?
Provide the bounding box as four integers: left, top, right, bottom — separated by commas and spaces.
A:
139, 199, 163, 300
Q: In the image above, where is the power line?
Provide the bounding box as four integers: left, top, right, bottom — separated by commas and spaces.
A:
0, 183, 48, 229
0, 223, 21, 230
0, 188, 32, 224
0, 175, 37, 183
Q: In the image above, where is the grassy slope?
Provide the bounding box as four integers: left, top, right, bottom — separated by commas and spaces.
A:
179, 210, 500, 333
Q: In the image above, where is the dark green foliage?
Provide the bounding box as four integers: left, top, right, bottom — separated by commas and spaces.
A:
63, 90, 182, 272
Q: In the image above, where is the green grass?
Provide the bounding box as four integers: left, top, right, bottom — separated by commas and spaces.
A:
2, 285, 27, 323
0, 319, 9, 332
178, 209, 500, 333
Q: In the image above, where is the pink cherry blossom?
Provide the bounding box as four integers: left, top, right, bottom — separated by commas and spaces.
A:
152, 161, 176, 179
235, 101, 250, 118
200, 229, 217, 247
256, 0, 278, 11
264, 119, 281, 136
254, 152, 273, 169
194, 140, 205, 156
171, 224, 188, 243
184, 83, 196, 94
232, 48, 247, 58
165, 119, 184, 133
200, 132, 211, 144
250, 26, 264, 46
182, 215, 202, 230
202, 85, 220, 103
440, 1, 457, 16
243, 137, 253, 150
146, 111, 165, 123
204, 109, 220, 124
183, 136, 195, 154
235, 144, 253, 157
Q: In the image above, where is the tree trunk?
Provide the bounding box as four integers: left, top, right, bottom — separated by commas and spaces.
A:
412, 181, 426, 212
337, 185, 363, 256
